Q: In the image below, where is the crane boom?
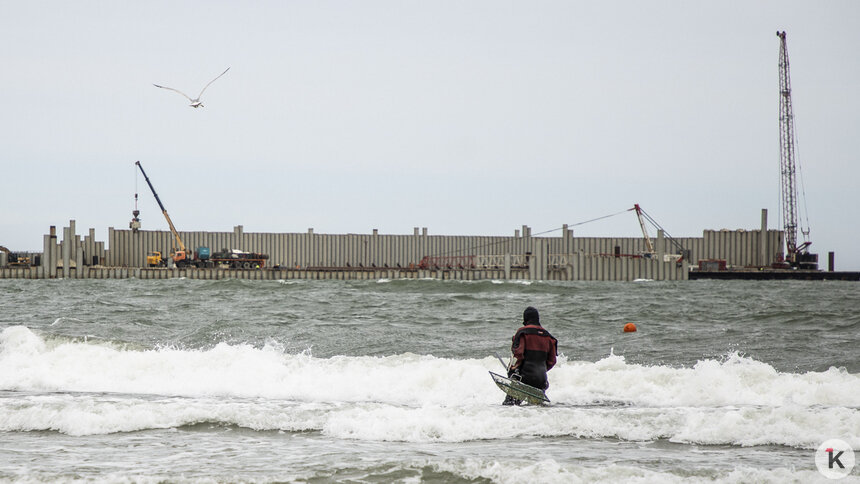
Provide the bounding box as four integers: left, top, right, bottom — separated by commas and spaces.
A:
776, 31, 811, 264
134, 161, 187, 256
633, 204, 655, 255
630, 204, 689, 262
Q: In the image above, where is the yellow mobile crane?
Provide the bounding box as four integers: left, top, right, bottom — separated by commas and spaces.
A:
134, 161, 190, 267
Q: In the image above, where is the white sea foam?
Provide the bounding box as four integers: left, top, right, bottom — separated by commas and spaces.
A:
428, 459, 843, 484
0, 460, 842, 484
1, 325, 857, 450
551, 350, 859, 408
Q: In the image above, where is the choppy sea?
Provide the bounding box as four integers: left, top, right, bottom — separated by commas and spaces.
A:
0, 278, 858, 483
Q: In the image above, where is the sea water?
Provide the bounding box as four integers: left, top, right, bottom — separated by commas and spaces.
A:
0, 278, 857, 483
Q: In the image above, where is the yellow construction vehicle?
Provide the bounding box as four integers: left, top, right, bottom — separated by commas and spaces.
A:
0, 246, 31, 267
147, 251, 167, 267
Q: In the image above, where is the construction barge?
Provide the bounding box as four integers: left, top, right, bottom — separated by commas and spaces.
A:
689, 268, 860, 281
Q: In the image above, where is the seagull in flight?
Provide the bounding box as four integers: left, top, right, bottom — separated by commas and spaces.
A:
153, 67, 230, 108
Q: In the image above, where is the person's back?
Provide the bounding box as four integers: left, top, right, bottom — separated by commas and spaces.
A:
505, 307, 557, 404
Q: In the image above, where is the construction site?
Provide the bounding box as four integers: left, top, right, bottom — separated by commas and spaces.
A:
2, 202, 856, 281
1, 32, 856, 282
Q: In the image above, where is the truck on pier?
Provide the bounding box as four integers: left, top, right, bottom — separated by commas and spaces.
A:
197, 248, 269, 269
146, 247, 268, 269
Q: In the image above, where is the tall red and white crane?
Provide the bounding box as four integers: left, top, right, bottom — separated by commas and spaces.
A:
776, 31, 815, 268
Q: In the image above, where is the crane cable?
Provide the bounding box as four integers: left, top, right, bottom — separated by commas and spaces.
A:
530, 208, 632, 237
428, 208, 632, 258
794, 130, 812, 242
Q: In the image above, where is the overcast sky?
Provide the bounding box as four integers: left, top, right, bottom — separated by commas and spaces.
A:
2, 1, 858, 270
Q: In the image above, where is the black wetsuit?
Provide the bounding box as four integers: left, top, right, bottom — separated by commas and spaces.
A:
510, 324, 558, 390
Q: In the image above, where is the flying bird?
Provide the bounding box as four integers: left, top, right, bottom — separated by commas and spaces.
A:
153, 67, 230, 108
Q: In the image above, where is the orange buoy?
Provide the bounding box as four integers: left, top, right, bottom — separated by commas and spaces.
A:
623, 322, 637, 333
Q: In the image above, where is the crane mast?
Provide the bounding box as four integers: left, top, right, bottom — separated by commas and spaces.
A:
776, 31, 811, 265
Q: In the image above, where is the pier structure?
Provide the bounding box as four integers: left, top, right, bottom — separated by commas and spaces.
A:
1, 210, 794, 281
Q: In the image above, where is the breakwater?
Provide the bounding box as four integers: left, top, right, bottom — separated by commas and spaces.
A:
2, 210, 788, 281
0, 267, 519, 281
0, 259, 685, 281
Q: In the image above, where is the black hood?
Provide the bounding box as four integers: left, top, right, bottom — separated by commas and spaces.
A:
523, 306, 540, 325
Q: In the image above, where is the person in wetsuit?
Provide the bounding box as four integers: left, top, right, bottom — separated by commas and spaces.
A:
503, 306, 558, 405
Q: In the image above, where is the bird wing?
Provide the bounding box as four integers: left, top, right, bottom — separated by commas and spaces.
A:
153, 84, 194, 102
196, 67, 230, 98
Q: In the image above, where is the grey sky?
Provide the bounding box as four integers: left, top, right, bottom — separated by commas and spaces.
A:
2, 1, 858, 270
